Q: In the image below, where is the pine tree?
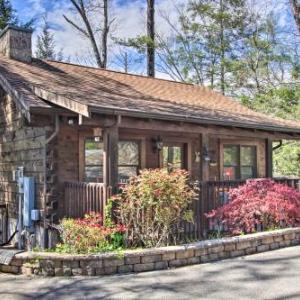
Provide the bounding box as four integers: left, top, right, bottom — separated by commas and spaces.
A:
35, 19, 62, 61
0, 0, 17, 30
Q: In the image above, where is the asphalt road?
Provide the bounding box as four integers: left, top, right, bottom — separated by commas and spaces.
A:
0, 246, 300, 300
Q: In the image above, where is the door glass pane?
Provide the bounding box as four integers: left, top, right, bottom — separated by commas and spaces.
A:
85, 138, 103, 165
85, 166, 103, 182
163, 146, 182, 172
118, 166, 138, 183
118, 141, 140, 183
223, 167, 237, 180
85, 138, 103, 182
241, 166, 254, 179
241, 146, 255, 166
118, 141, 139, 165
223, 146, 238, 166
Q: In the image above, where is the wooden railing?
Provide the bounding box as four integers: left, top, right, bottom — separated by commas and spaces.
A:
64, 182, 112, 219
181, 178, 300, 240
63, 178, 300, 240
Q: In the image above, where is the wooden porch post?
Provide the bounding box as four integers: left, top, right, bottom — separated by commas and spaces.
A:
201, 133, 210, 181
266, 138, 273, 178
200, 133, 210, 238
103, 126, 119, 194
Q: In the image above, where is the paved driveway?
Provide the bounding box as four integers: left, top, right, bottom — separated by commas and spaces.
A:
0, 246, 300, 300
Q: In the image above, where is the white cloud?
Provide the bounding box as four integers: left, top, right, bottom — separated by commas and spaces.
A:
21, 0, 295, 79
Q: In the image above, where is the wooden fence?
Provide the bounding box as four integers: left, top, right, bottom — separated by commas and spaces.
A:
64, 182, 112, 220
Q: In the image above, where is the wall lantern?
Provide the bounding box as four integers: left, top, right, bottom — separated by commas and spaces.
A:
67, 116, 78, 125
203, 146, 211, 162
203, 146, 217, 166
94, 136, 101, 143
152, 136, 163, 152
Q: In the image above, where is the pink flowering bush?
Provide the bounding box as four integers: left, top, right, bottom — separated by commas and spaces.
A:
206, 179, 300, 236
111, 169, 196, 248
57, 212, 126, 254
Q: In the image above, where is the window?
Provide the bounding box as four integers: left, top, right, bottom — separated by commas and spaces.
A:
118, 141, 140, 183
223, 145, 257, 180
162, 144, 185, 172
84, 137, 103, 182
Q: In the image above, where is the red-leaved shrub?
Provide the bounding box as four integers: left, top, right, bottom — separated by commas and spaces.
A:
206, 179, 300, 235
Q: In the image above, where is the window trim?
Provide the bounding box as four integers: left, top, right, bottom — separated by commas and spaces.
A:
118, 139, 141, 183
221, 143, 258, 180
159, 141, 188, 171
84, 136, 104, 182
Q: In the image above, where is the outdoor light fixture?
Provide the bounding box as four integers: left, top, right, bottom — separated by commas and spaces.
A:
203, 146, 217, 166
203, 146, 211, 162
67, 116, 77, 125
94, 136, 101, 142
152, 136, 163, 152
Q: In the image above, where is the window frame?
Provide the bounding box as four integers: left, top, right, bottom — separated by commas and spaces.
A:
84, 136, 104, 183
221, 143, 258, 180
159, 141, 188, 171
118, 139, 141, 183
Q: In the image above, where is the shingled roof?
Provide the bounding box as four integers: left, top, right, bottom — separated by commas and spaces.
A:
0, 54, 299, 133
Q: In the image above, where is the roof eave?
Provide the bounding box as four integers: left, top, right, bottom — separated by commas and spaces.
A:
90, 106, 300, 135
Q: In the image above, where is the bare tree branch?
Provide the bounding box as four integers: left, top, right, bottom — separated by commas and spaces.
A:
290, 0, 300, 36
65, 0, 111, 68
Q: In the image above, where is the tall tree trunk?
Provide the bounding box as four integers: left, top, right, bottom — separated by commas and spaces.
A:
147, 0, 155, 77
102, 0, 108, 68
64, 0, 111, 69
220, 0, 225, 95
291, 0, 300, 36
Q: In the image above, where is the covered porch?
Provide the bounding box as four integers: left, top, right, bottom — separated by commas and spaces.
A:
58, 114, 300, 236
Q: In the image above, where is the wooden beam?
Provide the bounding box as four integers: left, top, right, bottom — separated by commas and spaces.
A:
103, 126, 119, 193
201, 133, 210, 181
0, 71, 31, 121
266, 138, 273, 178
31, 86, 90, 117
120, 116, 300, 140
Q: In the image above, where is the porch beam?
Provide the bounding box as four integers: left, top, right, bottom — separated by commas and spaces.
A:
119, 117, 300, 140
103, 126, 119, 193
266, 138, 273, 178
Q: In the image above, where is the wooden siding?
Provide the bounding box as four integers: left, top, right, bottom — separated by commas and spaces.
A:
48, 116, 270, 219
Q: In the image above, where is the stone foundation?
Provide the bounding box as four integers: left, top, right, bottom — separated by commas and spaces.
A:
1, 228, 300, 276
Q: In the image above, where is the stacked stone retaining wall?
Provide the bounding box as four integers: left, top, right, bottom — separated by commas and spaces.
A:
1, 228, 300, 276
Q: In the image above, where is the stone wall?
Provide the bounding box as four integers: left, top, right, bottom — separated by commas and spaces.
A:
1, 228, 300, 276
0, 26, 32, 62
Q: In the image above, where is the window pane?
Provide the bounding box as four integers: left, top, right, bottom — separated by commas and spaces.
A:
163, 146, 182, 171
85, 166, 103, 182
85, 138, 103, 166
224, 146, 238, 166
241, 166, 254, 179
223, 167, 237, 180
241, 146, 256, 166
118, 141, 139, 165
118, 166, 138, 183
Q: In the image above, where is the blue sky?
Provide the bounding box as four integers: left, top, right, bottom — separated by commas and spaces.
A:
9, 0, 296, 76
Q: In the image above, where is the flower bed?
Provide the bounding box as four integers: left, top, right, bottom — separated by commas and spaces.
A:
1, 227, 300, 276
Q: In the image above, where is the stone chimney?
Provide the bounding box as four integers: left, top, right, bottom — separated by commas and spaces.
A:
0, 25, 33, 63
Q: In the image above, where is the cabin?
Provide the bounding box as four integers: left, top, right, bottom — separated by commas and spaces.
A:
0, 26, 300, 249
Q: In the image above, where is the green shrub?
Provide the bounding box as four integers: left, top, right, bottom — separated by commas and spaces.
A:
111, 169, 196, 248
56, 212, 126, 254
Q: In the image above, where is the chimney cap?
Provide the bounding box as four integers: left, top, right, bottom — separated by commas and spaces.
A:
0, 25, 33, 39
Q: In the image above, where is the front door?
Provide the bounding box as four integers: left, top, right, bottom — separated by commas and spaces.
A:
160, 142, 187, 172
